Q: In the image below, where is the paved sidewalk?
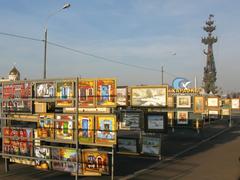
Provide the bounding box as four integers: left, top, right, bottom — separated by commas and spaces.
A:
128, 123, 240, 180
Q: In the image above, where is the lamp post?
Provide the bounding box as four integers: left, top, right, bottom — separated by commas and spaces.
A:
43, 3, 71, 79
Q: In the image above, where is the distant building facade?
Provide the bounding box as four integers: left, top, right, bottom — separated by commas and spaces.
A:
0, 65, 20, 82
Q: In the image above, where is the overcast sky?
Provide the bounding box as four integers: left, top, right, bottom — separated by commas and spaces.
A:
0, 0, 239, 93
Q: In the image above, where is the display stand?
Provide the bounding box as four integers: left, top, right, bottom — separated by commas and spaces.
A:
0, 78, 116, 179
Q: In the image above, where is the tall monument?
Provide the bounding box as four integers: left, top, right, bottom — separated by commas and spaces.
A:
202, 14, 218, 94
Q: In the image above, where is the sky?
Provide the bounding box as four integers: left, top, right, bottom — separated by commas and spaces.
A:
0, 0, 239, 93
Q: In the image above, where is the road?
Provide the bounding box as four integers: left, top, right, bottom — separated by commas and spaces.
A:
0, 119, 238, 180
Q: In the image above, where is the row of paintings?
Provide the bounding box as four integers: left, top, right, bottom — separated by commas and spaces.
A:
117, 136, 161, 156
36, 79, 117, 108
168, 96, 240, 112
8, 147, 109, 175
35, 147, 109, 175
36, 114, 117, 145
119, 110, 168, 133
1, 79, 117, 112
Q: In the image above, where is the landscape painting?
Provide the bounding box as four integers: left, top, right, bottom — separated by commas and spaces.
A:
131, 86, 168, 107
119, 110, 142, 130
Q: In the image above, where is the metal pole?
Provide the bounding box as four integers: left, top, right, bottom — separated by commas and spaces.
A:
229, 109, 232, 127
159, 133, 162, 160
111, 145, 115, 180
161, 66, 164, 84
75, 77, 79, 180
4, 158, 9, 172
44, 28, 47, 79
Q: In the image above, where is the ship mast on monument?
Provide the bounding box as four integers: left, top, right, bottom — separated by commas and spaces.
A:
202, 14, 218, 94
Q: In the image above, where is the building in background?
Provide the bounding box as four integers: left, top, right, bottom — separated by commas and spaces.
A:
0, 65, 20, 82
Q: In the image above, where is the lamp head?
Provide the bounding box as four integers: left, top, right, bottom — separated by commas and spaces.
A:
63, 3, 71, 9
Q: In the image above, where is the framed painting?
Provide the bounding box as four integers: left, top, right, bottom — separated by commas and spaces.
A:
223, 98, 231, 106
177, 111, 188, 125
37, 113, 54, 139
56, 81, 74, 107
142, 136, 160, 156
55, 114, 75, 141
207, 97, 219, 108
35, 147, 50, 170
52, 148, 81, 173
167, 112, 174, 126
231, 98, 239, 109
116, 86, 128, 106
117, 137, 139, 154
176, 95, 191, 108
131, 85, 168, 107
78, 79, 95, 107
19, 128, 33, 156
96, 79, 116, 107
2, 82, 32, 113
35, 81, 55, 98
194, 96, 205, 113
167, 96, 174, 108
95, 115, 117, 145
222, 108, 230, 116
82, 149, 109, 175
78, 115, 94, 144
3, 127, 33, 156
208, 110, 219, 115
119, 110, 143, 130
144, 112, 168, 133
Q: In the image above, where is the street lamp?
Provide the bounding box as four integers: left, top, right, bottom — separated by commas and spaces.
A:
43, 3, 71, 79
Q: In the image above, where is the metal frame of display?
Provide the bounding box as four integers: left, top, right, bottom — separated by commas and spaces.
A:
0, 77, 116, 180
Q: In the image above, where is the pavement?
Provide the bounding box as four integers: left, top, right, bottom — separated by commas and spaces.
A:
0, 118, 237, 180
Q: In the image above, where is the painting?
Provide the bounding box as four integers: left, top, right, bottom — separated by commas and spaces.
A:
56, 81, 74, 107
176, 95, 191, 108
55, 114, 75, 141
208, 110, 219, 115
142, 136, 160, 156
3, 127, 33, 156
96, 79, 116, 107
78, 79, 95, 107
167, 96, 174, 108
37, 114, 54, 139
177, 111, 188, 125
167, 112, 174, 126
194, 96, 205, 113
119, 110, 143, 130
78, 115, 94, 144
35, 147, 50, 170
223, 98, 231, 106
35, 82, 55, 98
52, 148, 81, 173
10, 157, 35, 166
116, 86, 128, 106
2, 82, 32, 113
82, 149, 109, 175
222, 109, 230, 116
95, 115, 117, 145
207, 97, 219, 107
144, 112, 168, 133
117, 137, 139, 154
131, 85, 168, 107
231, 98, 239, 109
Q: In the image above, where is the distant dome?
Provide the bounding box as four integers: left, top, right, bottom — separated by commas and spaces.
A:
9, 66, 20, 75
8, 66, 20, 80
